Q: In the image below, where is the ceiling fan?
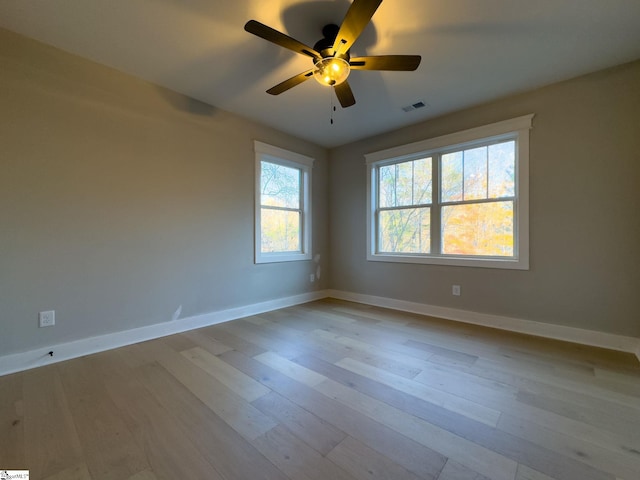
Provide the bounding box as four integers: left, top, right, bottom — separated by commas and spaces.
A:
244, 0, 421, 108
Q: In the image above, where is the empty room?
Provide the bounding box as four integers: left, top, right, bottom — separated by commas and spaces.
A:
1, 1, 639, 480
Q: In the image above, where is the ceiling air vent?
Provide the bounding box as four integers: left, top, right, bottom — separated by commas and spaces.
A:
402, 101, 427, 112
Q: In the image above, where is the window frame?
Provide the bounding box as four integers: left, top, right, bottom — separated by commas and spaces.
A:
254, 141, 313, 264
366, 115, 534, 270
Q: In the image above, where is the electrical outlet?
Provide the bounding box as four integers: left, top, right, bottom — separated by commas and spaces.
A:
452, 285, 461, 296
310, 274, 315, 283
39, 310, 55, 327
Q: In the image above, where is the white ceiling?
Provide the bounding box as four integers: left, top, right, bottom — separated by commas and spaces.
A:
2, 0, 640, 148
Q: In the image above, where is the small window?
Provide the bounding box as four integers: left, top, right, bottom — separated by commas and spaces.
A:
366, 115, 533, 269
254, 141, 313, 263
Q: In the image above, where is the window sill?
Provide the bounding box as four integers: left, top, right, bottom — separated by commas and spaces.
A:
256, 252, 312, 264
367, 252, 529, 270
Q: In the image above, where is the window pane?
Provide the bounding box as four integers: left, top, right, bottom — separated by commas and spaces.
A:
379, 158, 431, 208
261, 161, 300, 208
379, 207, 430, 253
395, 161, 413, 206
442, 201, 513, 256
379, 164, 396, 208
412, 158, 432, 205
261, 208, 300, 253
441, 152, 463, 202
488, 141, 515, 198
463, 146, 487, 200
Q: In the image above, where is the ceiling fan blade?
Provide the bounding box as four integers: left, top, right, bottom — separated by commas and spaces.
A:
266, 69, 316, 95
245, 20, 321, 60
350, 55, 421, 71
334, 81, 356, 108
333, 0, 383, 57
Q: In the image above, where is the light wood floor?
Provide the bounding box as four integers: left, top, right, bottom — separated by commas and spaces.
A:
2, 299, 640, 480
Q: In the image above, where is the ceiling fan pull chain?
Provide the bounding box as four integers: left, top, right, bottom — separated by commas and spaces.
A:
330, 87, 334, 125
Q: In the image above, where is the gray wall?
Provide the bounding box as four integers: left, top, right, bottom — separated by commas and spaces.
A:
329, 61, 640, 337
0, 29, 329, 356
2, 27, 639, 361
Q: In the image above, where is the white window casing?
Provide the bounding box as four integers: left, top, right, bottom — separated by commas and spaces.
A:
254, 141, 313, 264
365, 114, 534, 270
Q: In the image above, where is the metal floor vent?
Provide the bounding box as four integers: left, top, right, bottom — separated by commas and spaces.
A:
402, 101, 427, 112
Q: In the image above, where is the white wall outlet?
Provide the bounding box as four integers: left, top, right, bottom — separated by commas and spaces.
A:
39, 310, 55, 327
309, 273, 315, 283
452, 285, 461, 296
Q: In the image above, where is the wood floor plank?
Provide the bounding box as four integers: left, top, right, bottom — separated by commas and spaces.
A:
327, 435, 425, 480
233, 318, 346, 364
251, 424, 358, 480
242, 315, 354, 365
98, 355, 226, 480
259, 308, 329, 332
254, 351, 326, 387
336, 357, 501, 427
22, 366, 84, 479
296, 354, 614, 480
181, 329, 233, 356
218, 320, 311, 360
515, 464, 557, 480
0, 373, 25, 469
58, 357, 151, 480
160, 332, 198, 353
220, 349, 447, 480
403, 339, 480, 368
136, 361, 289, 480
252, 390, 347, 456
476, 357, 640, 406
498, 413, 640, 480
314, 377, 517, 480
252, 314, 418, 378
200, 325, 267, 357
181, 346, 270, 402
479, 390, 640, 459
463, 357, 640, 418
127, 470, 158, 480
515, 390, 640, 446
315, 322, 441, 366
141, 340, 277, 441
42, 463, 93, 480
436, 459, 491, 480
311, 328, 424, 378
413, 363, 518, 406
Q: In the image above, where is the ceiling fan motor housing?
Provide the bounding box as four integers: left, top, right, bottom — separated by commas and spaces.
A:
314, 24, 350, 61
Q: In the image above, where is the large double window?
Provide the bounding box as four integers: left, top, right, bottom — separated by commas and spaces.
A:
254, 141, 313, 263
366, 115, 533, 269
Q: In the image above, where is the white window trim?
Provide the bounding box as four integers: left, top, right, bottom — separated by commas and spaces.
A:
365, 114, 534, 270
254, 141, 313, 264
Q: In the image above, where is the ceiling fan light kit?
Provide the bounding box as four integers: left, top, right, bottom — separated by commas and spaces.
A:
313, 57, 350, 87
244, 0, 421, 108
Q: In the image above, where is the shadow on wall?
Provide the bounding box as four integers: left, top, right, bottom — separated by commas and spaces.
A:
155, 86, 218, 116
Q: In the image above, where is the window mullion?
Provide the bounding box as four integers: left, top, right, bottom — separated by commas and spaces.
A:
373, 166, 383, 255
431, 154, 441, 255
440, 196, 515, 207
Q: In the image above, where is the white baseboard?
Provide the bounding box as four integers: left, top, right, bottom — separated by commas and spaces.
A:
0, 290, 328, 377
3, 289, 638, 376
326, 290, 640, 360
